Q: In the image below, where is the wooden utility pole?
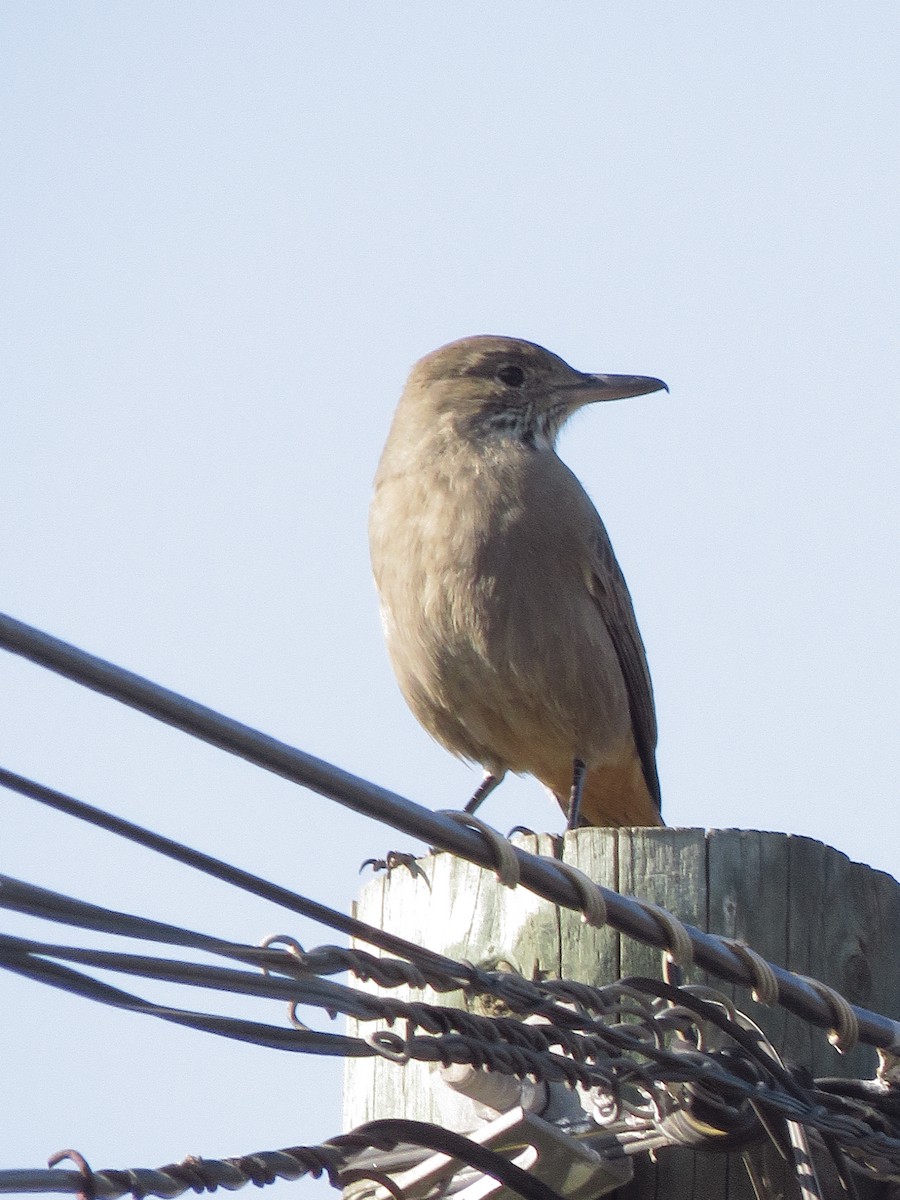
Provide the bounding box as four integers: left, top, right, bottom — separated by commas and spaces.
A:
344, 828, 900, 1199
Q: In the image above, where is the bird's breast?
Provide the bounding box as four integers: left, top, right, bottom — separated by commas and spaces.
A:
369, 439, 632, 771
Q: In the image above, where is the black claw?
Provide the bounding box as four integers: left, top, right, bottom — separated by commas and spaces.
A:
359, 856, 387, 874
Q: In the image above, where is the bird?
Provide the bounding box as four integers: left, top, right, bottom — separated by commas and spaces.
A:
368, 335, 666, 830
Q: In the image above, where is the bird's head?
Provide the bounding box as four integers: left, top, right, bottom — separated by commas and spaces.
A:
403, 335, 667, 449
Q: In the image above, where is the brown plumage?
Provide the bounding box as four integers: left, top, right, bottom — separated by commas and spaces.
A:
369, 335, 665, 828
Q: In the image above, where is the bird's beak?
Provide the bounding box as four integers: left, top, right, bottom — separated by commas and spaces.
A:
570, 373, 669, 405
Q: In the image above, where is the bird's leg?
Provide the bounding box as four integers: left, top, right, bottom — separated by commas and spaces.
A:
364, 773, 503, 874
566, 758, 587, 830
465, 771, 503, 815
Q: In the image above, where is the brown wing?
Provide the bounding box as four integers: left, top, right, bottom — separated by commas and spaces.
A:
587, 528, 661, 813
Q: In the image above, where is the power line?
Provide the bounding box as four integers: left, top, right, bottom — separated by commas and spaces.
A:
2, 611, 899, 1055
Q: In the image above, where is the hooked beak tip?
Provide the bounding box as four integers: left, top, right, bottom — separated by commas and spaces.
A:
575, 373, 669, 403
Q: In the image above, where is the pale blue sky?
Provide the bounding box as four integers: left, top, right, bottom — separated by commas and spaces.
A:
2, 3, 899, 1193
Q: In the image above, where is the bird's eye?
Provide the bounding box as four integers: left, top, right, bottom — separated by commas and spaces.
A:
496, 364, 525, 387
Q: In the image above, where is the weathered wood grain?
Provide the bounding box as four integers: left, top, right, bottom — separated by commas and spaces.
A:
343, 829, 900, 1198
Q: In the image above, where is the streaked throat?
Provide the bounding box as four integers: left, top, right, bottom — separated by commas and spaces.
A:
480, 402, 569, 451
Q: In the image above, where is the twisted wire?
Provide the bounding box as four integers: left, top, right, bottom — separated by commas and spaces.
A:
4, 613, 900, 1191
0, 1118, 575, 1200
2, 611, 898, 1055
4, 975, 900, 1193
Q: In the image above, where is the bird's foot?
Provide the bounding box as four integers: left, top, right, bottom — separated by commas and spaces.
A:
359, 851, 429, 883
